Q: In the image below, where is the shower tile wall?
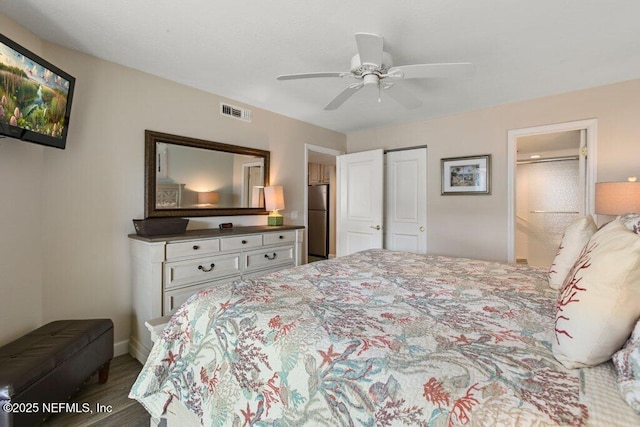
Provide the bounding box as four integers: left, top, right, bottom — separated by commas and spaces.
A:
516, 160, 579, 267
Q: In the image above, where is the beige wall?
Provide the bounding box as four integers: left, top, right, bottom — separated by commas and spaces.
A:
348, 79, 640, 261
0, 17, 46, 344
0, 14, 346, 348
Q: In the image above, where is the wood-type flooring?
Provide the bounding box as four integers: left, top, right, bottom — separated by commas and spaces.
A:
43, 354, 149, 427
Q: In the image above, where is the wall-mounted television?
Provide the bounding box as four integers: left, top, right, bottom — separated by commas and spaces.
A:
0, 33, 75, 149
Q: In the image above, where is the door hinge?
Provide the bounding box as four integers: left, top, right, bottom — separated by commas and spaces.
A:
581, 146, 588, 156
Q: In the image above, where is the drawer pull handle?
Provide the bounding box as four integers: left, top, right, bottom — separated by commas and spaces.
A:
279, 235, 284, 239
241, 240, 248, 244
198, 263, 215, 272
193, 245, 200, 250
264, 253, 277, 260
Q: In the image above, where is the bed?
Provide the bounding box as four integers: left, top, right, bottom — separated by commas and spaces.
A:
129, 248, 640, 426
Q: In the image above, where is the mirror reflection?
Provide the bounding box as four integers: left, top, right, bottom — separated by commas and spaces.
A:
156, 143, 265, 209
144, 130, 270, 218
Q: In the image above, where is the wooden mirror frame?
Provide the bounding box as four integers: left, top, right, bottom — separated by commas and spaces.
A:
144, 130, 270, 218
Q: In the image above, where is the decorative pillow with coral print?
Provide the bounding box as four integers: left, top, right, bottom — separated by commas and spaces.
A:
613, 320, 640, 413
548, 215, 597, 290
552, 219, 640, 369
618, 213, 640, 234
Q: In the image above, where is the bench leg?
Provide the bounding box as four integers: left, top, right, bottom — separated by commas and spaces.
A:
98, 360, 111, 384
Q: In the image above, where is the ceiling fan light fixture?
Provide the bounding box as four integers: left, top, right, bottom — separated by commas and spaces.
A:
363, 73, 379, 87
350, 52, 393, 76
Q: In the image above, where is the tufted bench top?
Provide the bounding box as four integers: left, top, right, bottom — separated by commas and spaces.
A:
0, 319, 113, 401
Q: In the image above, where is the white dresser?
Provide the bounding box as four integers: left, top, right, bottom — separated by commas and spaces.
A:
128, 225, 304, 363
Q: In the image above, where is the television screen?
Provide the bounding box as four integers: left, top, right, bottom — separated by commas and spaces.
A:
0, 33, 75, 149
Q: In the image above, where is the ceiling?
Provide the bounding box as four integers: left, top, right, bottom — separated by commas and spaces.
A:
2, 1, 640, 134
517, 130, 581, 160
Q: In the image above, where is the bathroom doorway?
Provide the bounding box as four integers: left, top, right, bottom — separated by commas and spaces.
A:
516, 131, 582, 266
507, 119, 597, 265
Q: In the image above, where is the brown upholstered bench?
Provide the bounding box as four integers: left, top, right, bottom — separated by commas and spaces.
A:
0, 319, 113, 427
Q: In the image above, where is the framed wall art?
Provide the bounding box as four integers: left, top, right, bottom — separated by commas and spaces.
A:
441, 154, 491, 195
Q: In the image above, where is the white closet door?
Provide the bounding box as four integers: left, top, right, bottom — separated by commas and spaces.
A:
385, 148, 427, 253
336, 149, 384, 257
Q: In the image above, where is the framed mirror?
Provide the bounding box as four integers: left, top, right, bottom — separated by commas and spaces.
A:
145, 130, 270, 217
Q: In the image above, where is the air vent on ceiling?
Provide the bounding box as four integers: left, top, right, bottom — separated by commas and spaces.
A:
220, 102, 252, 123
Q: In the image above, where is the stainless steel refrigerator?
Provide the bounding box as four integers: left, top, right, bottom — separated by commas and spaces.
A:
308, 184, 329, 258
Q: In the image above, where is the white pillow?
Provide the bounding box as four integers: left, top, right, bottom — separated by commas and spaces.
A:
612, 319, 640, 413
548, 215, 597, 290
619, 213, 640, 234
553, 219, 640, 369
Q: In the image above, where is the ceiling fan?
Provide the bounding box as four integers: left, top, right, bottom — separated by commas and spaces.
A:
277, 32, 474, 111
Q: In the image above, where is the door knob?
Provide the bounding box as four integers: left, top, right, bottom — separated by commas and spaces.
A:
370, 225, 381, 230
419, 226, 425, 232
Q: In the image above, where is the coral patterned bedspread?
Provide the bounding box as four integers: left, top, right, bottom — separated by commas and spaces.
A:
130, 249, 591, 426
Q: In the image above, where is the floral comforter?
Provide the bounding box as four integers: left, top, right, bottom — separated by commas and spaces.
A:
130, 249, 590, 426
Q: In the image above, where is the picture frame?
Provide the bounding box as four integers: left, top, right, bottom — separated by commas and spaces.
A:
441, 154, 491, 195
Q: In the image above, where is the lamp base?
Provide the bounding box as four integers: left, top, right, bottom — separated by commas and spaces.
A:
267, 214, 283, 226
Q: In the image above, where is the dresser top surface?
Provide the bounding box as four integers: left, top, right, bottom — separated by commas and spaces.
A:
128, 225, 304, 243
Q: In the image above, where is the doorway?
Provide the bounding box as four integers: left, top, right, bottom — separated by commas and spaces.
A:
305, 144, 344, 263
507, 119, 598, 264
516, 132, 581, 266
242, 161, 264, 207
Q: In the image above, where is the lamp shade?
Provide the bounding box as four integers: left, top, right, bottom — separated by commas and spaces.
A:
595, 182, 640, 215
264, 186, 285, 211
197, 191, 219, 205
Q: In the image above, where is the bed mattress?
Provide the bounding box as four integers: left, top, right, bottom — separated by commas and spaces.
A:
130, 249, 639, 426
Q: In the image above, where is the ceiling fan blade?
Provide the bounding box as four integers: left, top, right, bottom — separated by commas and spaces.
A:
384, 84, 422, 109
355, 33, 383, 68
277, 72, 351, 80
324, 83, 363, 110
388, 63, 475, 79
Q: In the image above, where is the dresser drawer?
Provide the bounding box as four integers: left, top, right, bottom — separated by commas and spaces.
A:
163, 278, 235, 315
242, 264, 294, 280
166, 239, 220, 260
243, 245, 295, 272
263, 231, 296, 246
164, 253, 240, 289
220, 234, 263, 251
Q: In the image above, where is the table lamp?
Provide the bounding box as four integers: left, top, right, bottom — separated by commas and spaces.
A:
264, 185, 284, 226
595, 177, 640, 215
197, 191, 219, 206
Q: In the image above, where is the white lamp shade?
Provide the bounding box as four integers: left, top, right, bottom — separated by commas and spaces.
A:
197, 191, 219, 205
595, 182, 640, 215
264, 186, 285, 211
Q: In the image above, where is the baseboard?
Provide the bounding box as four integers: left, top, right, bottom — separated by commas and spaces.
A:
113, 339, 129, 357
128, 335, 151, 364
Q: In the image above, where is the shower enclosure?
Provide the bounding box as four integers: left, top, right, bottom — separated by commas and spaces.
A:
516, 157, 580, 267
